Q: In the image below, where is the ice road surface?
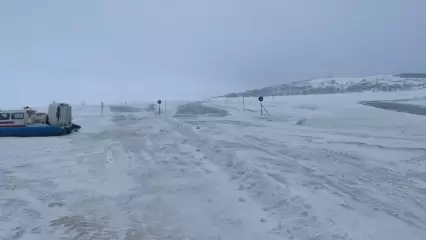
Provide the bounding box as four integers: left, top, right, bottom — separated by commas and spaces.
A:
1, 91, 426, 240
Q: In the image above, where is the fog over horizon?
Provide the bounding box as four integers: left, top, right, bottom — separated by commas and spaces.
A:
1, 0, 425, 107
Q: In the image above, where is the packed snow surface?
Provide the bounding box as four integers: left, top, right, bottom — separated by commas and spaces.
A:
1, 90, 426, 240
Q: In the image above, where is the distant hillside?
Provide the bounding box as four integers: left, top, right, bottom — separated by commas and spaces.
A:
220, 75, 426, 98
395, 73, 426, 78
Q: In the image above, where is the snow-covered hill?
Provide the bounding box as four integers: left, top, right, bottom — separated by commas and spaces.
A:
222, 75, 426, 97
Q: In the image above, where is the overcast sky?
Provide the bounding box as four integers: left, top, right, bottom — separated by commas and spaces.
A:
0, 0, 425, 106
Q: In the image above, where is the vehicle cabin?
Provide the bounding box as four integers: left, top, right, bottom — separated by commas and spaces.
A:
0, 110, 29, 127
32, 112, 48, 124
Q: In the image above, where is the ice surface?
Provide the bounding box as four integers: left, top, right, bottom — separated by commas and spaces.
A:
1, 91, 426, 240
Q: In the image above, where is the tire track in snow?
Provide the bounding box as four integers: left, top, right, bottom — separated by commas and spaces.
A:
169, 102, 351, 240
189, 102, 426, 240
94, 105, 283, 240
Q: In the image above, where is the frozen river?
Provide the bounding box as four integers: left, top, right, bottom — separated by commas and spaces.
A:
1, 91, 426, 240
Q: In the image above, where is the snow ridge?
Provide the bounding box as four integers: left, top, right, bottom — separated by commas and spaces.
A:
222, 75, 426, 97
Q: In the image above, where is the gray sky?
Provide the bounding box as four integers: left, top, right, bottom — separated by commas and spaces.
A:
1, 0, 425, 106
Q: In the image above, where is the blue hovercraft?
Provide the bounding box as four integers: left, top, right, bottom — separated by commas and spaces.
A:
0, 102, 81, 137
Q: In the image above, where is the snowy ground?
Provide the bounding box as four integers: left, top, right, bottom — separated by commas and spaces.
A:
1, 90, 426, 240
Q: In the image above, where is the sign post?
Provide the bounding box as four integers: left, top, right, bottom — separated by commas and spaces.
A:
101, 100, 104, 116
258, 96, 270, 116
242, 97, 245, 111
157, 100, 162, 115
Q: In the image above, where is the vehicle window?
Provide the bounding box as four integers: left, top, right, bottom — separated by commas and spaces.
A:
0, 113, 10, 120
11, 113, 24, 119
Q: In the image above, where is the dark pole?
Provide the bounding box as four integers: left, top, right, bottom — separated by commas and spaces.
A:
157, 100, 162, 115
